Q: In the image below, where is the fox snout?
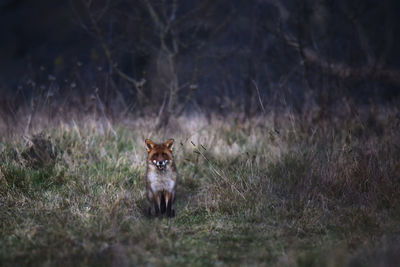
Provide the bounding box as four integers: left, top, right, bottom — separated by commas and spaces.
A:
153, 159, 168, 170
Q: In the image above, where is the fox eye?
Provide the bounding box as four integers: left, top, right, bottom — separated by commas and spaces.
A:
153, 153, 159, 158
162, 153, 167, 157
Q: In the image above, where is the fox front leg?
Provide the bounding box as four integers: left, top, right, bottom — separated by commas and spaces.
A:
165, 192, 175, 217
147, 197, 157, 216
154, 193, 161, 216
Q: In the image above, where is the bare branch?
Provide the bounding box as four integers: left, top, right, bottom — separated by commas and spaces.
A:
171, 0, 213, 29
251, 80, 266, 115
81, 0, 147, 98
142, 0, 164, 30
169, 0, 178, 23
267, 0, 400, 86
340, 2, 375, 65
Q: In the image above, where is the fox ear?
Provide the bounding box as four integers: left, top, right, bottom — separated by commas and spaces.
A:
145, 139, 155, 152
164, 139, 174, 151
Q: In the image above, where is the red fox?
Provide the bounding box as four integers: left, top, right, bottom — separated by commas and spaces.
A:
145, 138, 178, 217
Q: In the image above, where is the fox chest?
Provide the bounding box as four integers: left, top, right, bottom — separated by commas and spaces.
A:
147, 169, 176, 193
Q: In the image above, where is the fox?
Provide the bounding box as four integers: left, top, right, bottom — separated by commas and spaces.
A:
145, 138, 178, 217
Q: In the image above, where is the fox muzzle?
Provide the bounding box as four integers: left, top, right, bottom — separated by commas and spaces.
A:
153, 160, 168, 170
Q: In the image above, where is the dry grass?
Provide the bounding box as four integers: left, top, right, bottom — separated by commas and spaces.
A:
1, 106, 400, 266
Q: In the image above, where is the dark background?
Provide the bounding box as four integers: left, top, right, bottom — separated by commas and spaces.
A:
1, 0, 399, 124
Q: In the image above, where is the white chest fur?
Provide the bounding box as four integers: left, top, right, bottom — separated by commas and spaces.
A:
147, 165, 176, 193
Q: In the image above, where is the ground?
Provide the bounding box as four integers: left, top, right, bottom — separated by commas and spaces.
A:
1, 110, 400, 266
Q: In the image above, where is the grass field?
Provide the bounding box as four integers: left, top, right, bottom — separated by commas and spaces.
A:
1, 108, 400, 266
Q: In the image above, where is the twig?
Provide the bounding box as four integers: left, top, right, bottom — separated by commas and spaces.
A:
95, 89, 118, 138
251, 80, 266, 115
155, 92, 168, 128
194, 146, 246, 200
81, 0, 147, 99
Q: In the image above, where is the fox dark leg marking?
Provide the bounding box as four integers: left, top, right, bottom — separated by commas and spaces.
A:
165, 192, 173, 217
160, 193, 166, 214
166, 200, 172, 217
154, 202, 160, 216
154, 193, 161, 216
171, 193, 175, 217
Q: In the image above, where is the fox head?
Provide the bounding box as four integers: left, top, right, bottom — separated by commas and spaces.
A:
145, 139, 174, 171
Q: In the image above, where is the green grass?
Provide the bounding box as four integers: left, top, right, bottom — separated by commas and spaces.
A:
1, 111, 400, 266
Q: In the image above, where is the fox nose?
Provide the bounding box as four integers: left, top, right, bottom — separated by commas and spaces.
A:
153, 160, 168, 167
